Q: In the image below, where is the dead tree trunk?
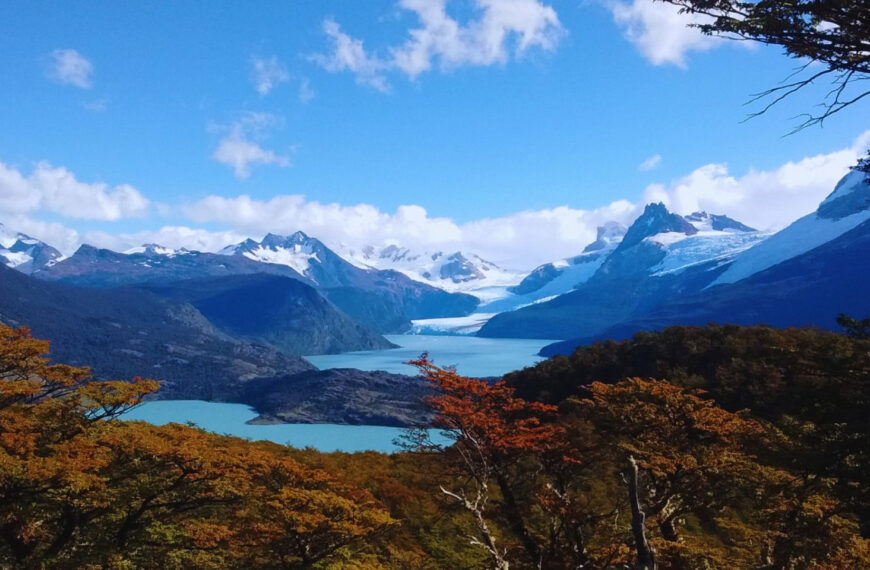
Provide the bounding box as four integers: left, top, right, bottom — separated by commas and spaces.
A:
441, 485, 510, 570
626, 456, 656, 570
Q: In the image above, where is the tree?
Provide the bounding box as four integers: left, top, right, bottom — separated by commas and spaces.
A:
0, 325, 393, 567
408, 356, 568, 569
838, 312, 870, 339
576, 377, 870, 569
658, 0, 870, 130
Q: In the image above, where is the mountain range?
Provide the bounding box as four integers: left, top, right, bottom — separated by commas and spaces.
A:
477, 204, 770, 339
1, 167, 868, 417
32, 232, 480, 334
534, 169, 870, 355
339, 243, 524, 292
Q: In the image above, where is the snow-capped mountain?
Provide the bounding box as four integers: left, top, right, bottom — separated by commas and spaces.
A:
37, 242, 304, 287
542, 169, 870, 356
0, 223, 64, 274
713, 169, 870, 285
503, 209, 764, 303
123, 243, 192, 257
643, 210, 770, 277
339, 244, 524, 293
508, 222, 627, 298
478, 203, 768, 340
218, 232, 481, 332
220, 232, 325, 280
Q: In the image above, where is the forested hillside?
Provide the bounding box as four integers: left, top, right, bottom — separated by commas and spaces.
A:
3, 323, 869, 568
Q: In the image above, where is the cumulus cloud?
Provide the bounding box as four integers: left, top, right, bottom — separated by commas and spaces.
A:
182, 193, 637, 268
312, 0, 563, 90
251, 55, 290, 95
641, 130, 870, 229
211, 112, 291, 179
81, 226, 247, 255
45, 49, 94, 88
311, 20, 391, 91
0, 160, 149, 221
638, 154, 662, 171
0, 215, 81, 255
4, 133, 867, 268
610, 0, 719, 67
181, 131, 870, 266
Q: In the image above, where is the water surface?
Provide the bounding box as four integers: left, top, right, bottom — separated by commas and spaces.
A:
122, 400, 442, 453
124, 336, 553, 452
306, 334, 554, 377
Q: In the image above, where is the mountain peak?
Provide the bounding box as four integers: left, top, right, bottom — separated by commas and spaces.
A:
583, 222, 627, 253
817, 169, 870, 221
124, 244, 188, 257
261, 231, 311, 248
619, 203, 698, 250
684, 211, 756, 232
0, 224, 64, 274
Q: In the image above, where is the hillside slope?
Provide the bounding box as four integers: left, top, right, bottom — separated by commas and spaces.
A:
0, 265, 314, 399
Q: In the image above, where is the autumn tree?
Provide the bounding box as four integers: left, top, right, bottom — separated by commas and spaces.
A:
657, 0, 870, 130
506, 324, 870, 538
409, 356, 567, 569
574, 377, 870, 569
0, 324, 393, 568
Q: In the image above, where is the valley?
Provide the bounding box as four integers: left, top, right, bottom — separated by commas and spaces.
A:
2, 168, 869, 438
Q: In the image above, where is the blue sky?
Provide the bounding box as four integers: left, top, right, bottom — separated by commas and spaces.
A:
1, 0, 868, 267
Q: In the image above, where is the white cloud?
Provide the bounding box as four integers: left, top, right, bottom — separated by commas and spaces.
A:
0, 160, 149, 221
82, 226, 247, 255
0, 215, 81, 255
211, 112, 291, 179
181, 131, 870, 266
182, 192, 637, 268
251, 55, 290, 95
4, 133, 867, 268
638, 154, 662, 171
610, 0, 719, 67
312, 0, 563, 90
312, 20, 391, 91
641, 130, 870, 229
45, 49, 94, 88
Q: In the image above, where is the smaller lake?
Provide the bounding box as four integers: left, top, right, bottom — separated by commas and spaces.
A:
306, 334, 554, 378
122, 400, 448, 453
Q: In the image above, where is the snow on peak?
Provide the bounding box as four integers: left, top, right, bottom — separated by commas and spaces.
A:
713, 169, 870, 286
507, 221, 627, 302
684, 212, 755, 232
583, 222, 627, 253
261, 231, 310, 248
619, 203, 698, 250
220, 233, 324, 278
0, 222, 23, 249
241, 245, 320, 276
338, 243, 523, 292
0, 222, 64, 274
817, 169, 870, 220
124, 244, 189, 257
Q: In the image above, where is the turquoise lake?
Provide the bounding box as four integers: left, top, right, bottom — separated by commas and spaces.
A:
121, 400, 439, 453
306, 334, 555, 377
124, 335, 555, 452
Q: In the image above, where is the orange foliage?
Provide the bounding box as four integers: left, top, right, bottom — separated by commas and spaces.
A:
0, 325, 393, 568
